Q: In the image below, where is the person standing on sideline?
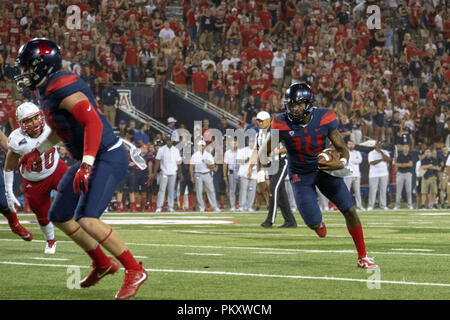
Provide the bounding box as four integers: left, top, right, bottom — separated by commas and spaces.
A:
367, 141, 391, 210
420, 148, 439, 209
237, 139, 257, 211
16, 38, 147, 299
394, 144, 414, 210
190, 140, 220, 212
223, 137, 239, 211
154, 137, 182, 212
101, 83, 119, 128
438, 146, 449, 209
343, 140, 364, 211
249, 111, 297, 228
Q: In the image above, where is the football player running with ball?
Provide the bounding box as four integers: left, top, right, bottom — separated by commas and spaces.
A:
261, 82, 378, 269
4, 102, 68, 254
15, 38, 148, 299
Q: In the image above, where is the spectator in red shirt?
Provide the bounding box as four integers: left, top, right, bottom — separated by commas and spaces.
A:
173, 58, 187, 88
192, 68, 208, 100
123, 39, 139, 82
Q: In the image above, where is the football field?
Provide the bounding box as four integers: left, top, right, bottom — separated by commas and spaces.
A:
1, 208, 450, 300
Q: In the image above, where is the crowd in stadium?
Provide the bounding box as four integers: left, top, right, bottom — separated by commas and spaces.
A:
0, 0, 449, 211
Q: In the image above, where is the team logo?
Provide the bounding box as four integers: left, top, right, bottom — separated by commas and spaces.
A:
18, 138, 27, 146
289, 131, 294, 136
291, 174, 301, 183
116, 89, 135, 111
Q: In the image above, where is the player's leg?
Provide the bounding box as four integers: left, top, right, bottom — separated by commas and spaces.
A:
74, 146, 147, 299
25, 184, 57, 254
317, 172, 378, 268
49, 164, 118, 284
0, 172, 33, 241
405, 172, 413, 209
290, 172, 325, 233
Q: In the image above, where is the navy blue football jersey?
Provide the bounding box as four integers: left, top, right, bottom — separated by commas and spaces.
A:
271, 108, 338, 175
38, 71, 119, 160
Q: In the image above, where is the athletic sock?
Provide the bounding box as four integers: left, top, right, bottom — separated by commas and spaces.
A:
348, 225, 367, 259
86, 244, 110, 267
116, 248, 141, 271
40, 222, 55, 241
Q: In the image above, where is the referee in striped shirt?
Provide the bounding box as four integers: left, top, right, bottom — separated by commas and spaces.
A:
248, 111, 297, 228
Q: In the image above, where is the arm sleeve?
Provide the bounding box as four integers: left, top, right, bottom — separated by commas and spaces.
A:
70, 99, 103, 162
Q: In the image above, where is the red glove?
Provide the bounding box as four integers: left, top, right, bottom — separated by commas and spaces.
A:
73, 163, 93, 194
18, 149, 41, 174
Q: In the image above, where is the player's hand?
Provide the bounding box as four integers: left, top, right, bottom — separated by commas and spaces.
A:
73, 163, 93, 194
5, 190, 21, 213
318, 157, 345, 171
18, 149, 41, 174
146, 179, 152, 187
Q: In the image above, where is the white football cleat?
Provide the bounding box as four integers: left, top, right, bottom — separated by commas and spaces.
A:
45, 239, 57, 254
357, 256, 378, 269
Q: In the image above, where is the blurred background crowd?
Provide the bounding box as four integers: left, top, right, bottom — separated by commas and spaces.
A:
0, 0, 449, 211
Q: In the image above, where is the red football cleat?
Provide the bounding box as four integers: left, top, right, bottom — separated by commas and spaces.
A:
314, 221, 327, 238
80, 257, 120, 288
357, 256, 379, 269
10, 223, 33, 241
115, 262, 148, 300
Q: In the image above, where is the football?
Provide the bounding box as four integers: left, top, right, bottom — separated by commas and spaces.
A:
317, 148, 340, 165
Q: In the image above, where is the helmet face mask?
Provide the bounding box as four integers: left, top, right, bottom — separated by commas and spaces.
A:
15, 38, 62, 91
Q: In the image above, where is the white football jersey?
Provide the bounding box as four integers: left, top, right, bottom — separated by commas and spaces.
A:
8, 124, 60, 182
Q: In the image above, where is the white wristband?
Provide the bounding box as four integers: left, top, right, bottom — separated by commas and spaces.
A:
82, 155, 95, 166
3, 170, 14, 193
340, 158, 348, 166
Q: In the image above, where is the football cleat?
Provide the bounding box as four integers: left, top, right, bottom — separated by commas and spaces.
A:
44, 239, 57, 254
80, 257, 120, 288
314, 221, 327, 238
115, 262, 148, 300
357, 256, 379, 269
10, 223, 34, 241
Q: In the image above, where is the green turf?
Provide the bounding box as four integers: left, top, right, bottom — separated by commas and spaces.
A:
1, 208, 450, 300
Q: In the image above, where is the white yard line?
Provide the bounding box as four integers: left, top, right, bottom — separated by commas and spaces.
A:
0, 238, 449, 257
1, 260, 450, 288
184, 253, 224, 256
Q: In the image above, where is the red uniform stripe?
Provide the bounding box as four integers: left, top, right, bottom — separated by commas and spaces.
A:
271, 118, 291, 131
319, 110, 337, 126
46, 75, 78, 96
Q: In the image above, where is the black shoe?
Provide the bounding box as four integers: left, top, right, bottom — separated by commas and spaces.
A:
261, 221, 272, 228
278, 222, 297, 228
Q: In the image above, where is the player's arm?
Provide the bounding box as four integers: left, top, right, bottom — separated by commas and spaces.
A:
0, 130, 8, 150
323, 128, 349, 171
3, 147, 22, 212
59, 91, 103, 166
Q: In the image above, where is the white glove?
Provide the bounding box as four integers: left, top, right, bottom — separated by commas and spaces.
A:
3, 171, 20, 212
5, 190, 20, 213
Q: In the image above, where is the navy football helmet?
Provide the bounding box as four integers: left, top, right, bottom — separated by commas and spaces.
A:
283, 82, 315, 123
15, 38, 62, 91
